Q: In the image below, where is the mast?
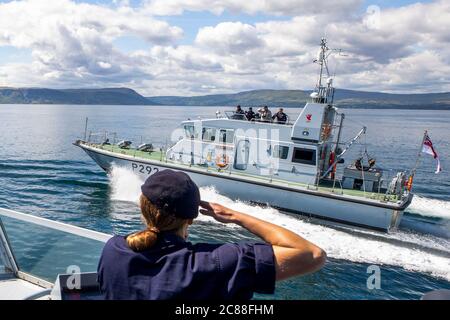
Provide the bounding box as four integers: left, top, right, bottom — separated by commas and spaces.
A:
311, 38, 336, 105
320, 126, 366, 179
317, 38, 326, 89
84, 117, 89, 142
407, 130, 427, 192
412, 130, 427, 176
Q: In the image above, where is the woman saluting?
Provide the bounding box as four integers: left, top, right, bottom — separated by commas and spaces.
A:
98, 169, 326, 300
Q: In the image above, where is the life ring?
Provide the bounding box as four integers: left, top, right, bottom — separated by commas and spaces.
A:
322, 124, 332, 140
215, 154, 229, 168
329, 151, 337, 180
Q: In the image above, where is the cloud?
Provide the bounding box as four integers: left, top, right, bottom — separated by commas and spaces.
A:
154, 0, 450, 94
142, 0, 363, 18
0, 0, 181, 88
0, 0, 449, 95
195, 22, 264, 54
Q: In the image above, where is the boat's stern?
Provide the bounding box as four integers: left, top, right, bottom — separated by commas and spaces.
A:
389, 192, 414, 231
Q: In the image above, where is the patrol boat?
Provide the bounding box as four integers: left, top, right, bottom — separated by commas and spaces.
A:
74, 39, 413, 232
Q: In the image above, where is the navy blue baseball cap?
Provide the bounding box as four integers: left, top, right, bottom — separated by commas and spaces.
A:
141, 169, 200, 219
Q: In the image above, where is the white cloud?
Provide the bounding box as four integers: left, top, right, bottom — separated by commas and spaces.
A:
166, 0, 450, 94
0, 0, 182, 88
142, 0, 362, 18
195, 22, 264, 54
0, 0, 449, 95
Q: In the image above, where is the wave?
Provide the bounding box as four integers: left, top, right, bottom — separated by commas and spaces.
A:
108, 165, 450, 281
109, 166, 144, 203
408, 195, 450, 220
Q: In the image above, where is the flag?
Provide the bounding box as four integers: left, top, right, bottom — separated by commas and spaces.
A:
422, 133, 441, 174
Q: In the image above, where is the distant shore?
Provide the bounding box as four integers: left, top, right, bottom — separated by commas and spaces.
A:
1, 87, 449, 110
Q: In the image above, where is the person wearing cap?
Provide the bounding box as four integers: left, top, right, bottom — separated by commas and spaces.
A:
231, 105, 245, 120
98, 169, 326, 300
272, 108, 288, 124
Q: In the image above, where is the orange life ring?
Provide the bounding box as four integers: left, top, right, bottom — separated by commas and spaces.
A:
322, 124, 332, 140
215, 154, 229, 168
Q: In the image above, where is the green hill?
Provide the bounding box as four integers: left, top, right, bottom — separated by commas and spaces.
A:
147, 89, 311, 108
1, 87, 449, 109
0, 87, 151, 105
147, 89, 450, 109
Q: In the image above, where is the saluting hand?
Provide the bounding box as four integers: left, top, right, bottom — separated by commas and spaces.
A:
199, 201, 237, 224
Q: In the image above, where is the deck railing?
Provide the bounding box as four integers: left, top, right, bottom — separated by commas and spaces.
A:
83, 141, 408, 204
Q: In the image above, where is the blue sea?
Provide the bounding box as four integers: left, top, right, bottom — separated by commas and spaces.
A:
0, 104, 449, 300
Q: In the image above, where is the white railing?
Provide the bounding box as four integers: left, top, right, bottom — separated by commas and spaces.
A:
0, 208, 111, 243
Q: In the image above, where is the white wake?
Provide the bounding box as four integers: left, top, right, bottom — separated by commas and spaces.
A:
109, 166, 144, 203
108, 165, 450, 281
408, 195, 450, 220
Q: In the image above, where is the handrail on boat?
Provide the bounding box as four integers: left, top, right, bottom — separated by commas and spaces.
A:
0, 208, 111, 243
81, 141, 408, 205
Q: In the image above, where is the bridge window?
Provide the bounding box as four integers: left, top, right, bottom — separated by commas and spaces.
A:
273, 145, 289, 160
292, 147, 316, 165
202, 128, 216, 142
184, 125, 197, 139
219, 129, 235, 144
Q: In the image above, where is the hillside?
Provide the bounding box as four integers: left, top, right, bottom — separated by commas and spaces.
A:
0, 87, 151, 105
1, 87, 449, 109
147, 89, 450, 109
147, 90, 311, 108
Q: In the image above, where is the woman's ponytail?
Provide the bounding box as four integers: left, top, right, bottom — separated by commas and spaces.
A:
126, 194, 188, 252
126, 228, 158, 252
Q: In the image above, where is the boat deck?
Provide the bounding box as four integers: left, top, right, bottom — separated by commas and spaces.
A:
0, 276, 49, 300
87, 143, 401, 203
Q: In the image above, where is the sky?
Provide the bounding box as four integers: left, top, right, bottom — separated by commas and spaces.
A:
0, 0, 448, 96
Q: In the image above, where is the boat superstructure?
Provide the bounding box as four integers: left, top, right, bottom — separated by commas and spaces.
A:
75, 39, 413, 231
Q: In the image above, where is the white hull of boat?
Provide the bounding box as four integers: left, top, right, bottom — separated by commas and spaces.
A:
80, 144, 411, 231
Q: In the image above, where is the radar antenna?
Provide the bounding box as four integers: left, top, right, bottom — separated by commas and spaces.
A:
311, 38, 344, 105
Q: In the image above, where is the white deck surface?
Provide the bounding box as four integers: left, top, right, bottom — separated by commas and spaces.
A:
0, 276, 48, 300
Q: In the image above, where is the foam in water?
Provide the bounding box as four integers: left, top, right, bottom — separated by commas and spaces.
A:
408, 195, 450, 220
109, 166, 145, 203
108, 165, 450, 281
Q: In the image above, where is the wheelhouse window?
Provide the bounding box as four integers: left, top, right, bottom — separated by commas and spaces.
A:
292, 147, 316, 165
219, 129, 235, 144
184, 125, 196, 139
202, 128, 216, 142
273, 145, 289, 160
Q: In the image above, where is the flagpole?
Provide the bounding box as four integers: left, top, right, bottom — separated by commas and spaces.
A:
407, 130, 427, 192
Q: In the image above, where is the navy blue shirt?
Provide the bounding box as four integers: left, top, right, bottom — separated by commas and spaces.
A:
97, 233, 276, 300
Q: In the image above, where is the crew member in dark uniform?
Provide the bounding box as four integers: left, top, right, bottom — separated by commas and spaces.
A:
232, 105, 245, 120
245, 107, 256, 121
272, 108, 288, 124
98, 169, 326, 300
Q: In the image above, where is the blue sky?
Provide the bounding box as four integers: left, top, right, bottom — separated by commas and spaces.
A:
0, 0, 448, 95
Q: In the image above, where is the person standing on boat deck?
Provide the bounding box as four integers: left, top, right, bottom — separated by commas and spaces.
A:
272, 108, 288, 124
232, 105, 245, 120
97, 169, 326, 300
245, 107, 256, 121
258, 106, 272, 122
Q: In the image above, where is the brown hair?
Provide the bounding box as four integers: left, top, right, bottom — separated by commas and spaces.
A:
126, 194, 189, 251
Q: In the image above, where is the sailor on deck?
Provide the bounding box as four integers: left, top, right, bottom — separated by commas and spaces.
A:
258, 106, 272, 122
272, 108, 288, 124
232, 105, 246, 120
245, 107, 256, 121
98, 169, 326, 300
